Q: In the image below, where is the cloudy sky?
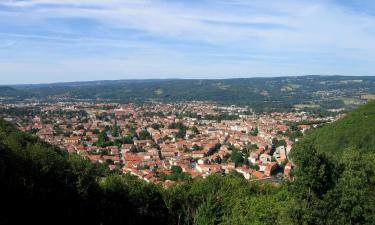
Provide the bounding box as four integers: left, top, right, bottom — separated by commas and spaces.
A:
0, 0, 375, 84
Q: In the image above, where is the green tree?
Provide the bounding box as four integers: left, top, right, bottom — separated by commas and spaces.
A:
325, 149, 375, 225
112, 125, 120, 137
289, 141, 336, 225
230, 149, 245, 167
171, 165, 183, 174
250, 127, 258, 136
138, 130, 151, 140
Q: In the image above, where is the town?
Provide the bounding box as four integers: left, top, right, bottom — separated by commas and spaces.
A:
0, 101, 340, 185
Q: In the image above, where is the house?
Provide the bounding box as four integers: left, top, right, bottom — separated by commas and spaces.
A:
273, 146, 287, 161
284, 161, 293, 178
103, 155, 120, 164
134, 139, 152, 147
160, 145, 178, 158
191, 150, 205, 158
86, 154, 102, 163
123, 153, 144, 164
298, 125, 311, 133
73, 129, 85, 136
108, 146, 119, 155
249, 147, 265, 164
222, 163, 235, 173
276, 124, 289, 133
260, 153, 272, 164
235, 167, 252, 180
251, 170, 266, 179
195, 164, 222, 174
197, 158, 209, 165
65, 136, 81, 144
259, 164, 267, 172
121, 144, 133, 153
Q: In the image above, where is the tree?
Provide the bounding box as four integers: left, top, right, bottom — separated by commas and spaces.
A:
75, 124, 84, 130
325, 149, 375, 225
151, 123, 162, 130
112, 125, 120, 137
230, 149, 245, 167
227, 170, 245, 179
122, 135, 133, 144
129, 145, 138, 153
272, 138, 287, 148
192, 144, 202, 151
171, 165, 183, 175
138, 130, 151, 140
250, 127, 258, 136
194, 196, 225, 225
96, 131, 112, 147
289, 141, 336, 225
169, 122, 187, 139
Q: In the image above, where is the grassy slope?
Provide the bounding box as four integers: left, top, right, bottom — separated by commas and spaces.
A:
294, 101, 375, 158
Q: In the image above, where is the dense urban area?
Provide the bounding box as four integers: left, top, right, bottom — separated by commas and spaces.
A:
0, 101, 341, 184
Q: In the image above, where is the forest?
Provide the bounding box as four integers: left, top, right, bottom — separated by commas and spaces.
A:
1, 101, 375, 224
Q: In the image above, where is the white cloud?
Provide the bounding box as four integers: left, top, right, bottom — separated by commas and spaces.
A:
2, 0, 374, 49
0, 0, 375, 83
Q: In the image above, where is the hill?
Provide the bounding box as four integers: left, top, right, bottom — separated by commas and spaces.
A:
293, 100, 375, 159
2, 75, 375, 112
289, 101, 375, 224
0, 86, 31, 100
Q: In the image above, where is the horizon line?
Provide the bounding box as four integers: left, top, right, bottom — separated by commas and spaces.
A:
2, 74, 375, 86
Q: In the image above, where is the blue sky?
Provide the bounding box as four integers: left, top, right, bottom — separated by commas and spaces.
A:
0, 0, 375, 84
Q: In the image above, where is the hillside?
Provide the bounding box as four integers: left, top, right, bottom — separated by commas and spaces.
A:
293, 100, 375, 158
2, 76, 375, 112
289, 101, 375, 224
0, 86, 31, 100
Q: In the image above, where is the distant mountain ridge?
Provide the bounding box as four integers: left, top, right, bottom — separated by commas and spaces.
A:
6, 75, 372, 87
1, 75, 375, 112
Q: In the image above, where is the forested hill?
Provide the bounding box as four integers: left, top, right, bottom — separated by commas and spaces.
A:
2, 75, 375, 112
292, 100, 375, 159
289, 101, 375, 224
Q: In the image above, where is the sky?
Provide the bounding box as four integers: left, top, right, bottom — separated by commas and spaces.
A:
0, 0, 375, 84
